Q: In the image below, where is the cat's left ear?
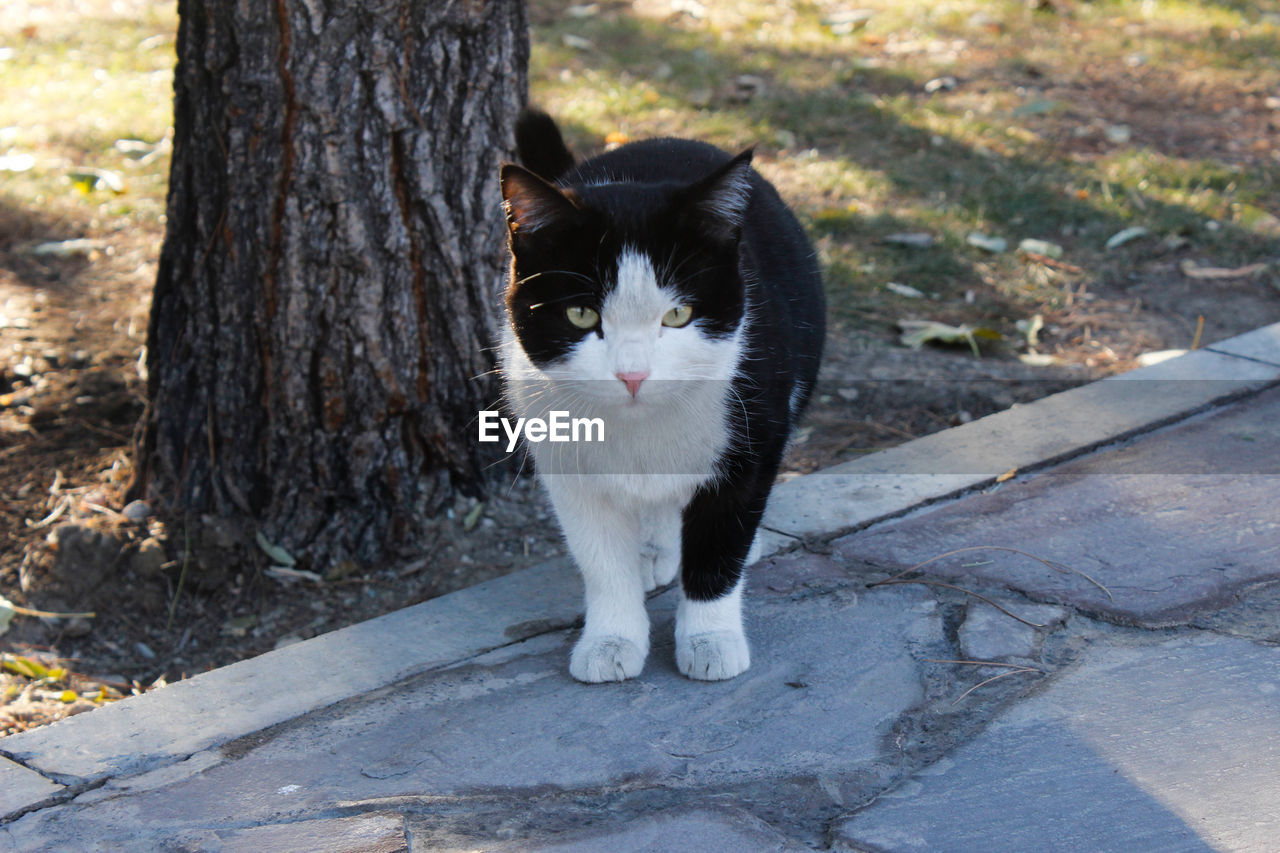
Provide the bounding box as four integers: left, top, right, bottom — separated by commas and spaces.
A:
679, 149, 754, 245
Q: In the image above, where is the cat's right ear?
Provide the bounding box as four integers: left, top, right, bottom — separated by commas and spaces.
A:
500, 164, 580, 239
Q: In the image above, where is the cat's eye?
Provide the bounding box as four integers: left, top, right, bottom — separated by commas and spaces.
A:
565, 305, 599, 329
662, 305, 694, 328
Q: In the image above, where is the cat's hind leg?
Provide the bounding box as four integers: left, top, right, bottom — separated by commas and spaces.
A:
637, 500, 682, 592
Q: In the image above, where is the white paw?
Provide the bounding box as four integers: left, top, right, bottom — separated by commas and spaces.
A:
676, 630, 751, 681
570, 635, 647, 682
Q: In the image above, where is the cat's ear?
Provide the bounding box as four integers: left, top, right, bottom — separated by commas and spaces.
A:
679, 149, 754, 245
500, 164, 580, 239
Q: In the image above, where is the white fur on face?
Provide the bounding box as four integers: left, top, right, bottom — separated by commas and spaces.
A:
502, 245, 745, 496
540, 248, 741, 398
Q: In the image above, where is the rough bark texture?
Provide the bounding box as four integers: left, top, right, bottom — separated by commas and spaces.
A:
137, 0, 528, 571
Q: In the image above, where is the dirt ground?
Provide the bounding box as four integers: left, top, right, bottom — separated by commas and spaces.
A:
3, 4, 1279, 735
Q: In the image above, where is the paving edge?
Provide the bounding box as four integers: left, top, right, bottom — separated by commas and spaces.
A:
2, 323, 1277, 817
761, 323, 1280, 539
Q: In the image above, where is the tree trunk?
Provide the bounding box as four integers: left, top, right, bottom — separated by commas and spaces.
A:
135, 0, 527, 574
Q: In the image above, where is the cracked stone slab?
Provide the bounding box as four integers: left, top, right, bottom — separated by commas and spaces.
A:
171, 813, 407, 852
835, 633, 1280, 852
837, 386, 1280, 625
0, 756, 63, 820
957, 600, 1067, 661
2, 579, 945, 848
2, 557, 582, 783
513, 807, 807, 852
764, 340, 1280, 540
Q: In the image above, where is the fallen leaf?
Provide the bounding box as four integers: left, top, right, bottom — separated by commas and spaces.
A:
898, 320, 999, 357
1105, 226, 1150, 250
886, 282, 925, 298
2, 654, 46, 679
1179, 260, 1270, 279
223, 614, 258, 637
1135, 349, 1186, 367
1011, 99, 1061, 117
67, 167, 126, 194
462, 501, 486, 531
967, 232, 1007, 253
254, 531, 296, 566
883, 232, 935, 248
1018, 352, 1063, 366
561, 33, 593, 50
823, 9, 874, 35
996, 468, 1018, 483
264, 566, 324, 584
1016, 314, 1044, 347
1017, 238, 1063, 258
28, 239, 110, 258
0, 153, 35, 172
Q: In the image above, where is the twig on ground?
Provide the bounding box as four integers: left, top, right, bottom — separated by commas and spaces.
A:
868, 545, 1113, 601
951, 667, 1043, 704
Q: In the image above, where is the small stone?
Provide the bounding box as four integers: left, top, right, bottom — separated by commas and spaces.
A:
1104, 124, 1132, 144
122, 500, 153, 522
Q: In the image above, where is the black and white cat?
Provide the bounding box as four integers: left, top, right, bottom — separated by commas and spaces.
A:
498, 110, 824, 682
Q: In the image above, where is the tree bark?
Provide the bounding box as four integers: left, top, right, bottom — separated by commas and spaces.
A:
136, 0, 527, 572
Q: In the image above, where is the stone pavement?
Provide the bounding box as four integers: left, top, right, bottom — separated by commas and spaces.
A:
3, 324, 1279, 852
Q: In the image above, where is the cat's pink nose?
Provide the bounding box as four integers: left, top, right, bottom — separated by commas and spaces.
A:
616, 371, 649, 398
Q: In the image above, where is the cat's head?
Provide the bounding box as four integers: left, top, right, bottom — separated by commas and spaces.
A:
499, 152, 753, 405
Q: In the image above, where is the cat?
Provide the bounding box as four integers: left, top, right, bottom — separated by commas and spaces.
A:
498, 109, 824, 682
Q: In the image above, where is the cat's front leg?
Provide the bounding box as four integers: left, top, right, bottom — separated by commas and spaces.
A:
676, 576, 749, 680
674, 483, 766, 681
543, 478, 650, 682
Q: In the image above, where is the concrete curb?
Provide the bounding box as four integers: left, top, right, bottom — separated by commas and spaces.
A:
3, 322, 1278, 821
763, 328, 1280, 539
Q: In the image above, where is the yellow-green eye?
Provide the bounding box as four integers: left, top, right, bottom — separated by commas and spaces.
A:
566, 305, 599, 329
662, 305, 694, 328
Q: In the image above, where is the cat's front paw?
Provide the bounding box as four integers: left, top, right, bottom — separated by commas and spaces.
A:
570, 635, 647, 682
676, 630, 751, 681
